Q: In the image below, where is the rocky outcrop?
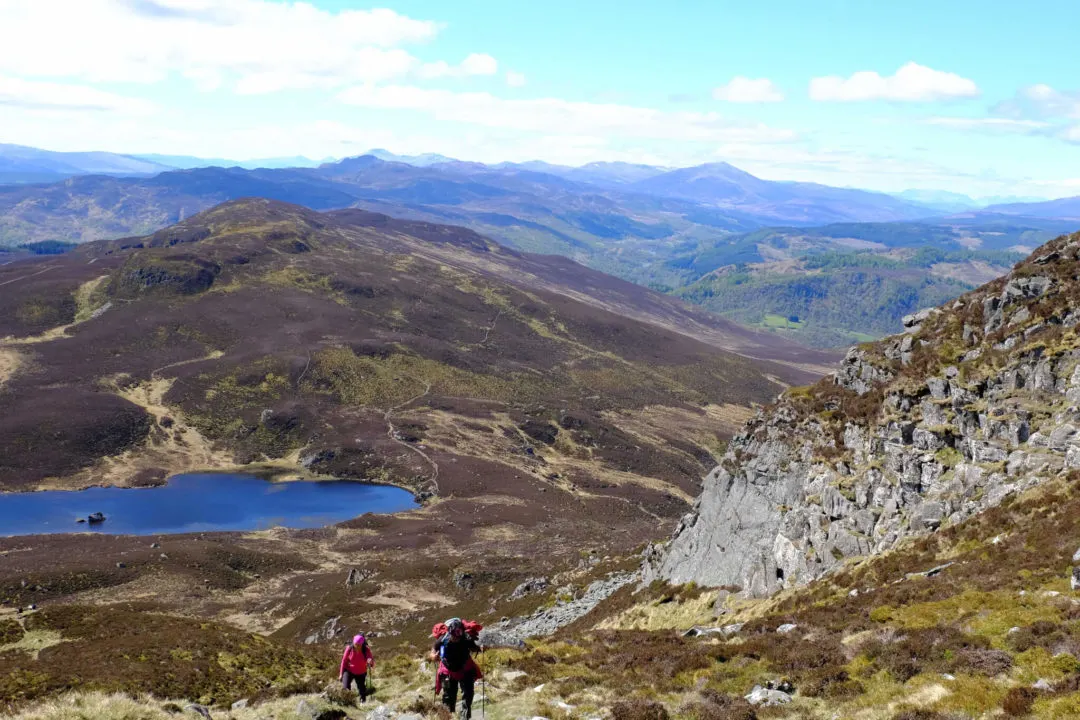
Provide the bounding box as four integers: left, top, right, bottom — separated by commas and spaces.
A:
489, 571, 636, 639
646, 231, 1080, 597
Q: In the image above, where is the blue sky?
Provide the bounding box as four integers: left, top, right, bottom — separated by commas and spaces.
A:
0, 0, 1078, 198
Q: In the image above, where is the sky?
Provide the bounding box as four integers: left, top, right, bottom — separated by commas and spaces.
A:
1, 0, 1079, 199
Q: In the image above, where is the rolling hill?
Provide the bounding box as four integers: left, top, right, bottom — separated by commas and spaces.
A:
0, 198, 833, 504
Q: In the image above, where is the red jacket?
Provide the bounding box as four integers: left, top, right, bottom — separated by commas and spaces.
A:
340, 642, 373, 676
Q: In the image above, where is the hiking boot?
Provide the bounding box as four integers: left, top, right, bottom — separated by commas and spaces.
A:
459, 706, 471, 720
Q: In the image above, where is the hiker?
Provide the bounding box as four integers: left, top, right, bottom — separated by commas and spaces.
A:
430, 618, 484, 719
340, 633, 375, 703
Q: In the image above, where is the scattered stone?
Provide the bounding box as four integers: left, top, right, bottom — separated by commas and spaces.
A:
510, 577, 549, 600
683, 626, 727, 638
502, 670, 528, 683
185, 705, 213, 720
776, 623, 798, 634
346, 568, 375, 588
478, 627, 526, 649
116, 562, 126, 569
1008, 627, 1022, 635
721, 623, 744, 636
744, 685, 792, 706
231, 699, 249, 711
87, 512, 105, 524
942, 674, 956, 681
304, 616, 342, 645
151, 542, 161, 549
907, 562, 954, 580
533, 684, 546, 693
1033, 678, 1053, 691
366, 705, 395, 720
494, 572, 636, 638
1072, 567, 1080, 592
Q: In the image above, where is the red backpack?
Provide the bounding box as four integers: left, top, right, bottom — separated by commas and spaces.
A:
431, 619, 483, 640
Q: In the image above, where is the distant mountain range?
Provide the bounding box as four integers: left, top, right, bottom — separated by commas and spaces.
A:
4, 144, 1079, 348
0, 143, 174, 184
0, 151, 956, 249
131, 153, 329, 170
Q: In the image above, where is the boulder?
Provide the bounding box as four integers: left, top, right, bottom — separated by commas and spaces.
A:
366, 706, 396, 720
1072, 567, 1080, 592
185, 705, 213, 720
744, 685, 792, 706
478, 627, 526, 649
776, 623, 798, 634
510, 577, 549, 600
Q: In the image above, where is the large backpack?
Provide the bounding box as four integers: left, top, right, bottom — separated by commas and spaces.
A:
431, 619, 483, 641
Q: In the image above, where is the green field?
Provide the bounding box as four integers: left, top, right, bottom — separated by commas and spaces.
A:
762, 313, 805, 329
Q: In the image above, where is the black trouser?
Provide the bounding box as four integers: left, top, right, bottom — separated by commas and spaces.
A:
342, 670, 368, 701
441, 674, 475, 718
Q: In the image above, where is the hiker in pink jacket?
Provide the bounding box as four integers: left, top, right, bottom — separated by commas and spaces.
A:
339, 634, 375, 702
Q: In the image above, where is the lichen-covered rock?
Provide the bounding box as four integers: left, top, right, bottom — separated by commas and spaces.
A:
645, 232, 1080, 597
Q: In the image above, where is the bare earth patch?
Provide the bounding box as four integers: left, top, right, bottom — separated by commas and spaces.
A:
0, 348, 22, 387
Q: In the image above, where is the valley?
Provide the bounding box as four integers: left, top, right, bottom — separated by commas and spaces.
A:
7, 2, 1080, 717
5, 210, 1080, 720
5, 152, 1080, 352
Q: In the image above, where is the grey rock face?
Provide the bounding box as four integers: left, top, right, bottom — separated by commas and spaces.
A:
304, 616, 342, 645
492, 572, 636, 638
645, 250, 1080, 596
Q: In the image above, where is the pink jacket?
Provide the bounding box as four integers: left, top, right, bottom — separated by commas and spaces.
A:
340, 642, 373, 676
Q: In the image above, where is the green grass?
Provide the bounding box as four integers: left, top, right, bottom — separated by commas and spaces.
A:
761, 313, 805, 329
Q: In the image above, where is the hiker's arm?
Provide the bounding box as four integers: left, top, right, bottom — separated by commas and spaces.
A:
339, 648, 348, 678
365, 643, 374, 667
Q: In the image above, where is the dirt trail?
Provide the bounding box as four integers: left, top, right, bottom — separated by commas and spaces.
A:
384, 382, 440, 495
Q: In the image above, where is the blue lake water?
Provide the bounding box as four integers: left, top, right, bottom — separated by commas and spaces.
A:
0, 474, 418, 537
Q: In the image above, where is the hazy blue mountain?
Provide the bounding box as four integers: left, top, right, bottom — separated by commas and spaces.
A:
493, 160, 669, 188
631, 163, 939, 224
980, 195, 1080, 219
133, 153, 326, 170
977, 194, 1050, 206
893, 189, 981, 212
364, 148, 456, 166
0, 143, 174, 183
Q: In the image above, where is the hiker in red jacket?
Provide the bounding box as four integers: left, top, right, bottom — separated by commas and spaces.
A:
429, 618, 484, 719
340, 633, 375, 703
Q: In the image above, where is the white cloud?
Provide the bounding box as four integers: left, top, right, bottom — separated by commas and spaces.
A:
712, 77, 783, 103
809, 62, 979, 102
418, 53, 499, 80
0, 0, 447, 92
336, 84, 798, 143
0, 75, 156, 114
506, 71, 527, 88
993, 84, 1080, 122
925, 117, 1049, 131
